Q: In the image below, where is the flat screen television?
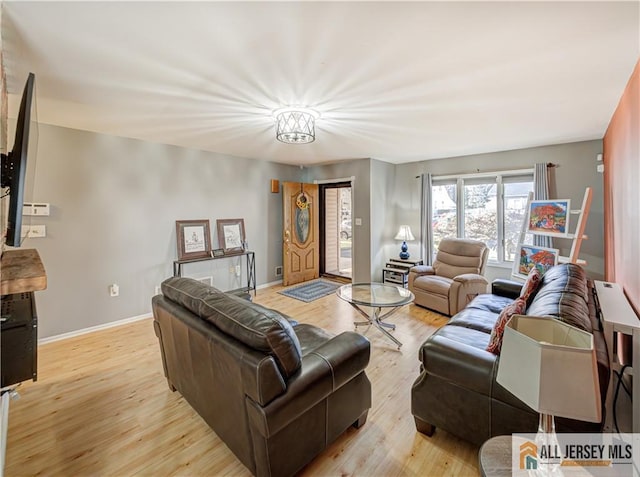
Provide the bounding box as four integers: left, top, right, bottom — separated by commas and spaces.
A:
1, 72, 35, 247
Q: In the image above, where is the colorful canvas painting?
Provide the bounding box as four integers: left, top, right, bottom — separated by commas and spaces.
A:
513, 244, 559, 279
527, 199, 570, 237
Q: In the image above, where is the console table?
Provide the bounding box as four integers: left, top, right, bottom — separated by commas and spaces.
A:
173, 251, 256, 296
595, 280, 639, 433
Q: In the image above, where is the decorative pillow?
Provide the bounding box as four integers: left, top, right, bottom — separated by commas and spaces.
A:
486, 297, 527, 355
519, 267, 543, 304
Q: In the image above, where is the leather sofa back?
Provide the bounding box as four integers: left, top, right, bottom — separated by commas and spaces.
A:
433, 238, 489, 279
526, 263, 591, 332
162, 277, 302, 378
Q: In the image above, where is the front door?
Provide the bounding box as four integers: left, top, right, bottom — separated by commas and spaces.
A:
283, 182, 319, 286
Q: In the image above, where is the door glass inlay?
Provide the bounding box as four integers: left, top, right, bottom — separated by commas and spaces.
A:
295, 192, 310, 243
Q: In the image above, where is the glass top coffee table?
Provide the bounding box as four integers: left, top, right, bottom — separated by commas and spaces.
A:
336, 282, 414, 349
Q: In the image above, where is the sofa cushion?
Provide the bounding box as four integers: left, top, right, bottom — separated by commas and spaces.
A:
526, 263, 591, 332
519, 267, 542, 304
464, 293, 515, 315
486, 298, 527, 355
162, 277, 302, 378
448, 306, 500, 335
413, 275, 453, 296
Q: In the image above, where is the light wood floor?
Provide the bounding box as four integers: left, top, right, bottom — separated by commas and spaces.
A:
5, 283, 481, 476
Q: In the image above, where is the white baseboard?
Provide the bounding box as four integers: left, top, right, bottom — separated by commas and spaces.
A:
258, 280, 282, 289
38, 282, 283, 345
38, 312, 152, 345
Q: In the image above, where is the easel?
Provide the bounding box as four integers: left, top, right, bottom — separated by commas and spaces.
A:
513, 187, 592, 279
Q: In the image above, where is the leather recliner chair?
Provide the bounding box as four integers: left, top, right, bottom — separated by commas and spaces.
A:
408, 238, 489, 316
152, 277, 371, 477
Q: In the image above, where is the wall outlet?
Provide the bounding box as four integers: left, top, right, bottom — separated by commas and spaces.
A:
21, 225, 46, 238
235, 265, 241, 277
109, 284, 119, 297
275, 266, 283, 277
155, 286, 161, 295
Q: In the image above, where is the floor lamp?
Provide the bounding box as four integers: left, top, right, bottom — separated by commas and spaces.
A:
496, 315, 601, 474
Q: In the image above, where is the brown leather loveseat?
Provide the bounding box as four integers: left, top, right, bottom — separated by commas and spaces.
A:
152, 277, 372, 477
411, 263, 609, 446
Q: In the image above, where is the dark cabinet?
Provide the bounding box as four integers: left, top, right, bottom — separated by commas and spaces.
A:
1, 292, 38, 388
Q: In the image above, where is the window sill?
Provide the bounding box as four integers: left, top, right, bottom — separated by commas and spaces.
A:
487, 261, 514, 270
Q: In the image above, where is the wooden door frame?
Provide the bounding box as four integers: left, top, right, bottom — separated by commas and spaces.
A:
319, 180, 353, 279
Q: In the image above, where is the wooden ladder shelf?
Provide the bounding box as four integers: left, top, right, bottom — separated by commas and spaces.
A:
514, 187, 592, 278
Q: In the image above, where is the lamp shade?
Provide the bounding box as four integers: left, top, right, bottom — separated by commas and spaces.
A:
496, 315, 601, 423
394, 225, 415, 242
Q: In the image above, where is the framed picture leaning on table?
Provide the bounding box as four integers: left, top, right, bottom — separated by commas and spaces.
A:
513, 244, 559, 279
217, 218, 246, 255
176, 219, 212, 260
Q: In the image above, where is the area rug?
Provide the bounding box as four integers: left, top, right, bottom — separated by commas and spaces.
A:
279, 279, 342, 303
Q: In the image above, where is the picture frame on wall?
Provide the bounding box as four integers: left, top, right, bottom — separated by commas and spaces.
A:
217, 218, 246, 255
176, 219, 212, 260
513, 244, 559, 279
527, 199, 571, 237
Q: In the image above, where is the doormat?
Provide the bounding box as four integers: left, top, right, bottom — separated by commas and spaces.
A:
279, 280, 341, 303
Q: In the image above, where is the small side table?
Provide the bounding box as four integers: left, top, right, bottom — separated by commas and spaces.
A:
382, 258, 423, 288
479, 435, 534, 477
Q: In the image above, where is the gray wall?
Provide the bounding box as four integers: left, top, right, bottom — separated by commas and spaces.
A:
23, 123, 604, 339
370, 159, 397, 281
391, 140, 605, 280
23, 124, 300, 338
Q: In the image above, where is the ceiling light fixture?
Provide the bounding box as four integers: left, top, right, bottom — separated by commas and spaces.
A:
274, 108, 319, 144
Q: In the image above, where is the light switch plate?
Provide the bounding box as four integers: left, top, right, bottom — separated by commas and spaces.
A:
355, 218, 362, 226
23, 203, 50, 216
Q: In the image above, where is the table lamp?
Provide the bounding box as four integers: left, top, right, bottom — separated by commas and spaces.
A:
496, 315, 601, 473
394, 225, 415, 259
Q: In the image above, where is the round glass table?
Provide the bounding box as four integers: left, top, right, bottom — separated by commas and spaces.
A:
336, 282, 414, 349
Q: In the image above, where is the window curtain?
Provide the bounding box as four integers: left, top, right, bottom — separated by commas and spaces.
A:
533, 163, 553, 248
420, 173, 434, 265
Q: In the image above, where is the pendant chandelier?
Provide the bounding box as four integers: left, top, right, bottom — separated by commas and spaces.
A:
274, 108, 319, 144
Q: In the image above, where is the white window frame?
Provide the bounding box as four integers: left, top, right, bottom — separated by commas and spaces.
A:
432, 168, 534, 266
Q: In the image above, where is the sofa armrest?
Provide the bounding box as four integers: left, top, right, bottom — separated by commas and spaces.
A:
245, 331, 370, 438
421, 331, 497, 395
454, 273, 489, 286
491, 279, 523, 299
410, 265, 435, 276
450, 274, 489, 314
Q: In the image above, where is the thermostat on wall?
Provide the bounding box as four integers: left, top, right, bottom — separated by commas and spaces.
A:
23, 203, 50, 216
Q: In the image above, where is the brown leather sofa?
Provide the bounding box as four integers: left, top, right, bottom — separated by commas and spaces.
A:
411, 263, 609, 446
408, 238, 489, 316
152, 277, 372, 477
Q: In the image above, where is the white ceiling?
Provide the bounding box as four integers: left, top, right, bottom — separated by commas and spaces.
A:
2, 1, 639, 166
